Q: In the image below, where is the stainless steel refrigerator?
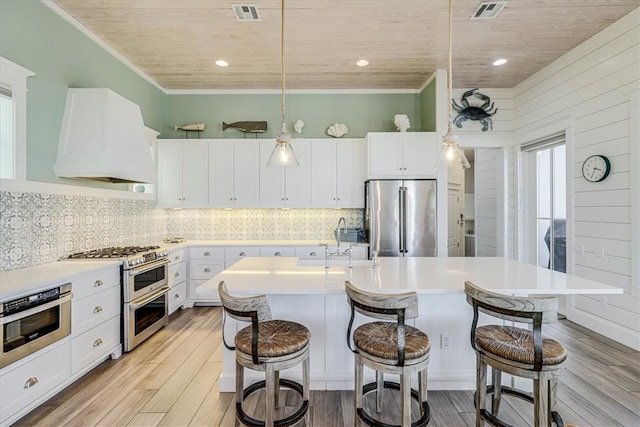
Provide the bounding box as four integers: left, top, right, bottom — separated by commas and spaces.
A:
365, 179, 437, 257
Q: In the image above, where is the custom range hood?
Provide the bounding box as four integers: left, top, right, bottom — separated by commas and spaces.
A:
55, 88, 155, 183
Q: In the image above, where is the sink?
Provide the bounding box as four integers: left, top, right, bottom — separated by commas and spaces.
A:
296, 259, 373, 267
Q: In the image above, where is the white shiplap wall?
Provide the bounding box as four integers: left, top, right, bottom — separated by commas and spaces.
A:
513, 7, 640, 350
475, 149, 498, 257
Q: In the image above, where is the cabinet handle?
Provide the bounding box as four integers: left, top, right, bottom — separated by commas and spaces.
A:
175, 255, 181, 261
174, 293, 180, 299
337, 198, 340, 201
333, 197, 336, 200
399, 167, 402, 170
275, 252, 281, 256
239, 252, 246, 256
281, 198, 285, 201
234, 198, 237, 201
404, 167, 407, 170
230, 198, 233, 201
94, 280, 103, 287
286, 198, 288, 201
93, 338, 103, 347
204, 268, 211, 272
174, 272, 180, 277
93, 306, 103, 313
204, 251, 211, 256
24, 377, 38, 389
310, 252, 316, 256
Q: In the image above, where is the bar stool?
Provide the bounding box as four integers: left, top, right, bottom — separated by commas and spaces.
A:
464, 281, 567, 427
345, 280, 431, 427
219, 281, 310, 427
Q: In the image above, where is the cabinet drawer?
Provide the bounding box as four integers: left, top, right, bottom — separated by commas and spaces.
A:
0, 341, 71, 424
259, 247, 296, 257
168, 249, 186, 266
71, 316, 120, 375
224, 246, 260, 260
189, 279, 220, 302
71, 266, 120, 301
295, 246, 326, 259
190, 247, 224, 259
190, 260, 225, 280
169, 281, 187, 314
168, 261, 187, 287
72, 286, 120, 337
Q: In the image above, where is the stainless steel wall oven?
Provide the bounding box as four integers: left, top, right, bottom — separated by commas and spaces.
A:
1, 283, 72, 368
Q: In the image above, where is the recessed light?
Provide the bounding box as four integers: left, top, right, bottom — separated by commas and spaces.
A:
356, 59, 369, 67
492, 58, 507, 66
216, 60, 229, 67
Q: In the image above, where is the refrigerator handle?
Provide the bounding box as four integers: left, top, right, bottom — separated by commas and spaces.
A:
398, 186, 404, 253
401, 186, 408, 253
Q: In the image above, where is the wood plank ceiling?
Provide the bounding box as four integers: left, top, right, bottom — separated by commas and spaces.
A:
51, 0, 639, 90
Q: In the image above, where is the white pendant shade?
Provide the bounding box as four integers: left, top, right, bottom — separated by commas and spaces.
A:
440, 122, 470, 170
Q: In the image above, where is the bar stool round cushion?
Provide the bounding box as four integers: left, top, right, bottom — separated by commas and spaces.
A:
475, 325, 567, 366
354, 321, 430, 361
235, 320, 310, 358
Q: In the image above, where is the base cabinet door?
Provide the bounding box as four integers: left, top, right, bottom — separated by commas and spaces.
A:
169, 281, 187, 314
71, 316, 120, 374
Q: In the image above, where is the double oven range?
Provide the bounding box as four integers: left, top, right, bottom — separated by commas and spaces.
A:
66, 246, 170, 352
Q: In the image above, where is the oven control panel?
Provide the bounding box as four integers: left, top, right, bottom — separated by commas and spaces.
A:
125, 249, 170, 268
1, 283, 71, 316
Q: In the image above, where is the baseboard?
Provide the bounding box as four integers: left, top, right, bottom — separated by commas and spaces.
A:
566, 307, 640, 351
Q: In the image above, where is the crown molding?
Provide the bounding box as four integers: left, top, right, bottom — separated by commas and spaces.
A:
166, 88, 421, 95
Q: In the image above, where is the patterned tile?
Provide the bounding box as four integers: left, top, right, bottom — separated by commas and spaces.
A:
0, 190, 363, 271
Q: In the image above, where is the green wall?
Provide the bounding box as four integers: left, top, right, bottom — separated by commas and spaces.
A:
419, 79, 437, 131
0, 0, 165, 188
164, 93, 421, 139
1, 1, 437, 187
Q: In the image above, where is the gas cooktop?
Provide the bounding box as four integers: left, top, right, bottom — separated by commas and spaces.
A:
67, 246, 161, 259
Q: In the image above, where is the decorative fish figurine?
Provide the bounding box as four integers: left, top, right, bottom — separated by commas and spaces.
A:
223, 121, 268, 133
175, 123, 205, 131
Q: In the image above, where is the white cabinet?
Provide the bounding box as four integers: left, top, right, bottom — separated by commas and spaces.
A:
366, 132, 438, 178
209, 139, 260, 207
168, 247, 187, 314
189, 247, 225, 303
294, 245, 368, 260
259, 140, 311, 206
224, 246, 260, 267
157, 140, 209, 207
70, 265, 121, 375
310, 138, 365, 207
259, 246, 296, 257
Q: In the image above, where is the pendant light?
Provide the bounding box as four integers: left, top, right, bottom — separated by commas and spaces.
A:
441, 0, 470, 170
266, 0, 299, 166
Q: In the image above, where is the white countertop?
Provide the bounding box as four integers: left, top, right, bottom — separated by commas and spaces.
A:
0, 260, 120, 301
160, 239, 366, 249
198, 256, 623, 296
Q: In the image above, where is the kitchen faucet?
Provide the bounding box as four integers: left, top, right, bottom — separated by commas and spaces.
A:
336, 217, 347, 250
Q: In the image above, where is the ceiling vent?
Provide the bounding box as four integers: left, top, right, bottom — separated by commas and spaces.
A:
470, 1, 507, 20
231, 4, 261, 21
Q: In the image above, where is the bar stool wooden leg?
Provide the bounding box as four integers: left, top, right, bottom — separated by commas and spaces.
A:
265, 365, 276, 427
273, 370, 280, 409
492, 368, 502, 415
355, 355, 363, 426
376, 371, 384, 413
419, 368, 428, 413
303, 354, 310, 425
476, 354, 487, 427
236, 361, 244, 407
533, 377, 549, 427
401, 372, 411, 427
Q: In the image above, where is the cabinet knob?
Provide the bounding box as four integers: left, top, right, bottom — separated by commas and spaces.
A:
93, 306, 103, 313
310, 252, 316, 256
239, 252, 246, 256
275, 252, 281, 256
333, 197, 336, 200
234, 198, 237, 201
404, 167, 407, 170
399, 167, 402, 170
174, 293, 180, 299
337, 198, 341, 201
175, 255, 181, 261
24, 377, 38, 389
204, 268, 211, 272
174, 272, 180, 277
204, 251, 211, 256
286, 198, 288, 201
281, 198, 285, 201
93, 338, 103, 347
94, 280, 103, 287
230, 198, 233, 201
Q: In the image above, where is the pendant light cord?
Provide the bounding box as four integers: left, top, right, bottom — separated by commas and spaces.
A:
281, 0, 286, 123
448, 0, 453, 120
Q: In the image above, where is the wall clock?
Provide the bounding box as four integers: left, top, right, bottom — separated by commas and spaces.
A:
582, 155, 611, 182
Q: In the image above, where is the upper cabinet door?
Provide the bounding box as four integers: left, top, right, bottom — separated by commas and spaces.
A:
401, 132, 438, 178
310, 140, 337, 206
157, 141, 183, 207
209, 140, 234, 206
367, 133, 403, 177
233, 140, 260, 207
336, 139, 365, 207
284, 139, 310, 206
259, 141, 285, 206
181, 141, 209, 207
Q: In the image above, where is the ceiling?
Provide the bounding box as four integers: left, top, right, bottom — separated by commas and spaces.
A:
51, 0, 639, 91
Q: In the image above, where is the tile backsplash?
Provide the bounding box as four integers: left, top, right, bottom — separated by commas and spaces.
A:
0, 190, 363, 271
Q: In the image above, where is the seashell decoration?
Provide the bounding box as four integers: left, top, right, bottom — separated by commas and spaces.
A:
327, 123, 349, 138
294, 119, 305, 134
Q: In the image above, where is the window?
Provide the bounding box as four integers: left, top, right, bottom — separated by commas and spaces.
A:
522, 132, 567, 272
0, 57, 34, 181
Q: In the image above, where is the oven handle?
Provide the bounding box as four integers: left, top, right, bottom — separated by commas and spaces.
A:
128, 286, 170, 309
127, 258, 170, 276
0, 293, 72, 324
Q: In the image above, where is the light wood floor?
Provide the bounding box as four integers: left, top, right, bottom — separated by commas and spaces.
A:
15, 307, 640, 427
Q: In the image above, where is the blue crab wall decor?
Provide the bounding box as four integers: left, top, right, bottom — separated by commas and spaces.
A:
452, 88, 498, 131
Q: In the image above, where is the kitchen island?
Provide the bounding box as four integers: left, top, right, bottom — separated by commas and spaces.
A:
197, 256, 622, 391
